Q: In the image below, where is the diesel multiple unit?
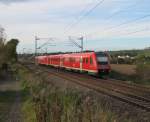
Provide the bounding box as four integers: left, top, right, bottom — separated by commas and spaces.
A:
36, 52, 111, 75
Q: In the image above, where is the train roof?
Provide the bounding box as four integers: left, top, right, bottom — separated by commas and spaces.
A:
36, 51, 108, 58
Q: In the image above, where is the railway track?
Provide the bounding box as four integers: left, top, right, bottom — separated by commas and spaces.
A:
43, 66, 150, 99
22, 62, 150, 112
107, 78, 150, 93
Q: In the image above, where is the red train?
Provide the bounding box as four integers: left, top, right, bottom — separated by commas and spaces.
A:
35, 52, 111, 76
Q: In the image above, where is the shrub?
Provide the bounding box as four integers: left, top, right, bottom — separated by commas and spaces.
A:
136, 64, 150, 83
136, 52, 150, 84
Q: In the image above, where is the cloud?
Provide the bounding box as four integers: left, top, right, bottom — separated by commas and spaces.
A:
0, 0, 149, 52
0, 0, 32, 4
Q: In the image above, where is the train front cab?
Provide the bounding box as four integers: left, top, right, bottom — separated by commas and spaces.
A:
95, 52, 111, 76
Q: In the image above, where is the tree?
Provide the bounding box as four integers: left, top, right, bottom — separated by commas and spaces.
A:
0, 39, 5, 67
136, 51, 150, 83
0, 26, 6, 68
5, 39, 19, 63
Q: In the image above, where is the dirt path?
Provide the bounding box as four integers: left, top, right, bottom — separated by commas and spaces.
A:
0, 73, 23, 122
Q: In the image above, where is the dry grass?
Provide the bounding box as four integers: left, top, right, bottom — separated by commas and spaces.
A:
111, 64, 136, 75
18, 65, 120, 122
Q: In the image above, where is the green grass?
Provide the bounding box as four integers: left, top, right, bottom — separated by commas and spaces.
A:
109, 70, 136, 83
22, 98, 37, 122
109, 70, 150, 85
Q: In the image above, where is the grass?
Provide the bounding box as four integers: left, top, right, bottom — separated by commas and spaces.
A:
111, 64, 136, 76
22, 87, 118, 122
109, 70, 136, 83
17, 64, 121, 122
17, 64, 139, 122
0, 90, 17, 122
22, 98, 36, 122
110, 64, 150, 85
109, 70, 150, 85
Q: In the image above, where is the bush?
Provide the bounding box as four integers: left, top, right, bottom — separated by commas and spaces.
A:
136, 64, 150, 83
136, 52, 150, 84
0, 39, 19, 78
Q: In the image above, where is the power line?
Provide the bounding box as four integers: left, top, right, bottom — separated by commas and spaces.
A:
86, 13, 150, 38
64, 0, 105, 34
77, 1, 96, 19
118, 27, 150, 37
88, 27, 150, 41
65, 0, 141, 36
109, 14, 150, 30
104, 0, 142, 22
63, 2, 95, 33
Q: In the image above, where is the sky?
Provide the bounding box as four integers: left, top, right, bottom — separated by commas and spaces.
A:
0, 0, 150, 53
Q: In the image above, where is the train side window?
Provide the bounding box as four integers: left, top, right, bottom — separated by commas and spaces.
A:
76, 58, 80, 62
48, 58, 51, 63
86, 58, 88, 64
72, 58, 75, 63
84, 58, 86, 63
90, 56, 93, 65
65, 58, 68, 62
70, 57, 74, 63
83, 58, 85, 63
62, 58, 64, 62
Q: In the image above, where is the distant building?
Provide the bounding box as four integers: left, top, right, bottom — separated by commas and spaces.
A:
145, 47, 150, 50
117, 55, 135, 64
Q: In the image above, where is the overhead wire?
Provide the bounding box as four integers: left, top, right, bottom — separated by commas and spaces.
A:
68, 0, 147, 38
105, 0, 142, 21
86, 13, 150, 38
118, 27, 150, 37
63, 2, 93, 34
63, 0, 149, 41
64, 0, 105, 34
61, 0, 150, 48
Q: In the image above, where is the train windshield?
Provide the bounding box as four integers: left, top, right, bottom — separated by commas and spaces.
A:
96, 52, 108, 65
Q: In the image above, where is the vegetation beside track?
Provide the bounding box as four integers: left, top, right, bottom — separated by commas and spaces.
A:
110, 52, 150, 85
109, 49, 150, 85
111, 64, 136, 76
135, 52, 150, 84
17, 64, 136, 122
109, 69, 150, 85
0, 38, 19, 78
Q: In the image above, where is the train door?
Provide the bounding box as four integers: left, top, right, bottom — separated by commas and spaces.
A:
82, 57, 89, 71
48, 57, 51, 65
46, 57, 48, 65
60, 57, 63, 67
80, 56, 83, 71
89, 55, 94, 69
